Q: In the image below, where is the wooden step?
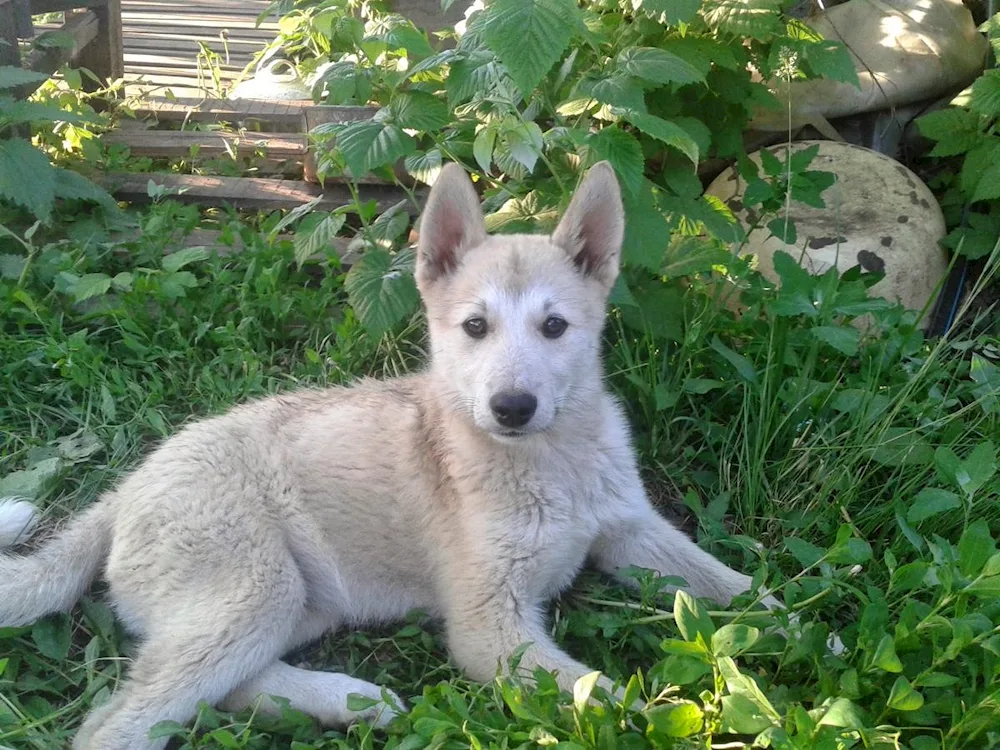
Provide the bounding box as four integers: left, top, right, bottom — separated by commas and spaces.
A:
98, 172, 421, 213
135, 97, 311, 129
133, 99, 378, 133
102, 129, 307, 160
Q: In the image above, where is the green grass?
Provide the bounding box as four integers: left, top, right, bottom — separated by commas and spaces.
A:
2, 198, 1000, 750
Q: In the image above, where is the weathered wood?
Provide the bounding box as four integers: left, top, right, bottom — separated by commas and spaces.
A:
77, 0, 124, 87
0, 0, 21, 70
135, 97, 311, 129
24, 10, 100, 78
101, 129, 307, 160
13, 0, 33, 37
29, 0, 106, 13
97, 172, 421, 213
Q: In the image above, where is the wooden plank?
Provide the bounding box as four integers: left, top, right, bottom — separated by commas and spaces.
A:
13, 0, 33, 37
24, 10, 99, 78
77, 0, 123, 86
135, 97, 312, 128
101, 129, 307, 160
30, 0, 105, 13
97, 172, 421, 213
0, 0, 21, 68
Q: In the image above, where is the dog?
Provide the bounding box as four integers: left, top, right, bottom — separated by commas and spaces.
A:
0, 161, 774, 749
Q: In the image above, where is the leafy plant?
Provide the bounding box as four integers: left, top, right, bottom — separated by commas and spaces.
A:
0, 66, 118, 227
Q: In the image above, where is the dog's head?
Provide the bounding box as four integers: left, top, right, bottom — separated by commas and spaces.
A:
415, 162, 624, 441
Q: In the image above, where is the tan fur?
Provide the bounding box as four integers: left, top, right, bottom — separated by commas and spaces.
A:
0, 163, 771, 750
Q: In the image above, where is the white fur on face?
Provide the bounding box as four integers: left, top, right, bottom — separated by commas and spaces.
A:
424, 238, 607, 440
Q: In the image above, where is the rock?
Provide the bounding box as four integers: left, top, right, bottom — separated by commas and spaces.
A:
751, 0, 987, 131
705, 140, 949, 322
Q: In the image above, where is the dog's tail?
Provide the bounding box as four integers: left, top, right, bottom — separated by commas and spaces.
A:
0, 497, 112, 627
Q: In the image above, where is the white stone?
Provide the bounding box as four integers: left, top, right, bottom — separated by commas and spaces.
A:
705, 140, 949, 322
751, 0, 987, 131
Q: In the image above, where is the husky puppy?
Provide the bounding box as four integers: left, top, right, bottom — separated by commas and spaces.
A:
0, 162, 772, 749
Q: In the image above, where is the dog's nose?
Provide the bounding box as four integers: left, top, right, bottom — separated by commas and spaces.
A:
489, 392, 537, 429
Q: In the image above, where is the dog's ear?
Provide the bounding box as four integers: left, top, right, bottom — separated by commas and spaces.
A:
552, 161, 625, 290
416, 163, 487, 286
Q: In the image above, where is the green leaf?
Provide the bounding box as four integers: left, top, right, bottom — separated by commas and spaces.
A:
890, 561, 929, 592
673, 590, 715, 645
0, 457, 63, 498
206, 729, 240, 748
162, 246, 209, 273
32, 615, 72, 660
572, 671, 602, 713
960, 140, 1000, 200
473, 122, 497, 174
711, 624, 760, 658
917, 107, 984, 157
767, 216, 796, 245
785, 537, 824, 568
585, 127, 644, 197
971, 157, 1000, 203
481, 0, 581, 96
293, 214, 346, 267
943, 212, 1000, 259
51, 167, 118, 213
701, 0, 783, 38
615, 47, 704, 86
70, 273, 112, 302
645, 701, 704, 738
336, 120, 416, 177
404, 148, 443, 185
872, 633, 903, 673
621, 110, 700, 163
622, 179, 670, 270
0, 97, 94, 125
962, 441, 996, 496
632, 0, 701, 25
906, 488, 962, 524
346, 693, 380, 712
720, 693, 775, 734
869, 427, 933, 468
828, 533, 872, 565
576, 73, 647, 112
622, 280, 684, 341
0, 66, 51, 91
710, 336, 758, 385
887, 676, 924, 711
810, 325, 860, 356
817, 698, 865, 729
0, 139, 55, 222
661, 235, 730, 279
804, 40, 859, 87
389, 91, 450, 131
958, 519, 996, 579
498, 118, 544, 174
344, 248, 420, 336
968, 70, 1000, 117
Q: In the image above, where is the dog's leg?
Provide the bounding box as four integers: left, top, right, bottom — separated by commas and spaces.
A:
445, 580, 615, 696
74, 540, 307, 750
590, 482, 768, 607
220, 611, 404, 728
222, 661, 403, 728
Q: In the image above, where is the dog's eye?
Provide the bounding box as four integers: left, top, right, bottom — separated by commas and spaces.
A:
541, 316, 568, 339
462, 317, 488, 338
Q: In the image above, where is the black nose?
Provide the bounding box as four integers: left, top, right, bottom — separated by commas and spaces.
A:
489, 391, 538, 428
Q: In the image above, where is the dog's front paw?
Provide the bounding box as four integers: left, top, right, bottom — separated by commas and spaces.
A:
345, 684, 407, 729
0, 497, 39, 549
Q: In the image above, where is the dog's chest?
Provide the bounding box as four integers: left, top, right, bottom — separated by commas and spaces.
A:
480, 468, 606, 600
